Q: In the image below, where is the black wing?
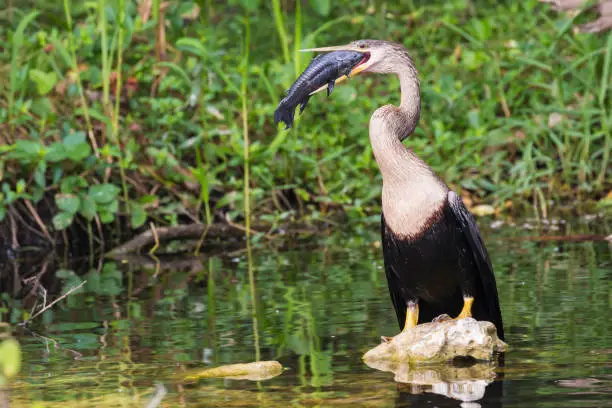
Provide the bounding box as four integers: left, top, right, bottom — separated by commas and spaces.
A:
447, 191, 505, 340
381, 214, 408, 330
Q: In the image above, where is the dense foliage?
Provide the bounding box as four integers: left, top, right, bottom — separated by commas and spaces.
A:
1, 0, 610, 239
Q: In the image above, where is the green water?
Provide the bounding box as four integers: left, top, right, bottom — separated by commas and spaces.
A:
5, 220, 612, 407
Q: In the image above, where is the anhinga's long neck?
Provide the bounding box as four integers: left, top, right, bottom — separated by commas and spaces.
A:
369, 57, 428, 182
369, 52, 448, 236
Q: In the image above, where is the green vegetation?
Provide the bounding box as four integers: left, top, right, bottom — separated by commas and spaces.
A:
1, 0, 610, 242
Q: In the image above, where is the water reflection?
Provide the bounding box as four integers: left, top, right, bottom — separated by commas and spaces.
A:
2, 220, 611, 407
365, 359, 497, 404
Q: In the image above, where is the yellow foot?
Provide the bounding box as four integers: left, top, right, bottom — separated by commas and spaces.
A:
381, 302, 419, 343
455, 296, 474, 320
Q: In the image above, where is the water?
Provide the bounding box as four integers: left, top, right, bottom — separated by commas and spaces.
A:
4, 220, 612, 407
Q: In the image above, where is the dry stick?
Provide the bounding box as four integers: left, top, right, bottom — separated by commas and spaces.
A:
145, 383, 167, 408
7, 210, 18, 248
22, 280, 87, 325
224, 213, 276, 239
9, 205, 48, 242
25, 327, 83, 359
106, 223, 245, 256
106, 219, 327, 256
508, 234, 610, 242
23, 200, 53, 243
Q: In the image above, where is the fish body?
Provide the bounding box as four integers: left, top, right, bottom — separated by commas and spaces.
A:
274, 51, 365, 129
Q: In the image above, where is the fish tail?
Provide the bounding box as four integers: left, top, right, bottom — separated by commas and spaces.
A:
274, 102, 295, 129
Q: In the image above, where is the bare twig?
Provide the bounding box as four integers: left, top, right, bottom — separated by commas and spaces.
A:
145, 383, 167, 408
23, 200, 53, 242
106, 220, 331, 256
21, 280, 87, 325
8, 205, 49, 242
508, 234, 609, 242
139, 0, 153, 24
224, 213, 274, 239
106, 223, 245, 256
7, 210, 18, 249
24, 327, 83, 359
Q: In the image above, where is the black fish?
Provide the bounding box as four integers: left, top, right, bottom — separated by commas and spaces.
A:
274, 51, 365, 129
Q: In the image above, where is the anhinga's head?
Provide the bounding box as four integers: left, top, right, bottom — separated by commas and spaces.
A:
274, 39, 415, 129
302, 40, 411, 95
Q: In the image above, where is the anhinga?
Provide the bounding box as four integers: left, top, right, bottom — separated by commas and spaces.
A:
275, 40, 504, 341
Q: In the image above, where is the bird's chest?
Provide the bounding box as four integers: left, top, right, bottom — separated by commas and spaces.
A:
382, 205, 464, 301
381, 181, 447, 238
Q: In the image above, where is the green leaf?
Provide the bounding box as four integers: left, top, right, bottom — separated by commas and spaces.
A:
175, 37, 207, 56
309, 0, 330, 16
99, 210, 114, 224
63, 131, 86, 146
62, 132, 91, 162
240, 0, 260, 12
80, 196, 96, 221
52, 212, 73, 230
29, 69, 58, 95
88, 184, 120, 204
55, 194, 80, 215
46, 142, 67, 162
103, 199, 119, 214
155, 61, 191, 86
11, 11, 39, 108
65, 143, 91, 162
34, 161, 46, 188
130, 202, 147, 228
60, 175, 87, 193
16, 180, 26, 194
11, 140, 42, 161
30, 97, 54, 118
138, 195, 157, 204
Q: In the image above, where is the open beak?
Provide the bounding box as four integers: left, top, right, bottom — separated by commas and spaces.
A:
300, 45, 372, 95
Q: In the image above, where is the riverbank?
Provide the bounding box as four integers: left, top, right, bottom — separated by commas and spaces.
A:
1, 1, 610, 248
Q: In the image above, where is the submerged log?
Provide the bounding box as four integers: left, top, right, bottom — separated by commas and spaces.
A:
183, 361, 283, 382
363, 317, 507, 364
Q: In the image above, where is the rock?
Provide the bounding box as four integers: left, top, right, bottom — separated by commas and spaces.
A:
0, 337, 21, 380
363, 317, 507, 364
184, 361, 283, 382
366, 359, 497, 402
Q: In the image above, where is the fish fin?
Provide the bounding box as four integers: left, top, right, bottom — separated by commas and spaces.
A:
299, 95, 311, 114
327, 80, 335, 96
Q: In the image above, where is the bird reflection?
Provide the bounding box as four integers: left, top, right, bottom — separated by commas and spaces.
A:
365, 358, 504, 407
395, 379, 504, 408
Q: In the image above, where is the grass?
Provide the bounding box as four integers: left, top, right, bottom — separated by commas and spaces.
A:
0, 0, 610, 242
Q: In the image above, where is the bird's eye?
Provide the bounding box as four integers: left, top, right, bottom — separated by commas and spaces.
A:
359, 43, 366, 49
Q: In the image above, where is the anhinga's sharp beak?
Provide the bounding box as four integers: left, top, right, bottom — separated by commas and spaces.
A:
299, 45, 357, 52
300, 44, 372, 95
